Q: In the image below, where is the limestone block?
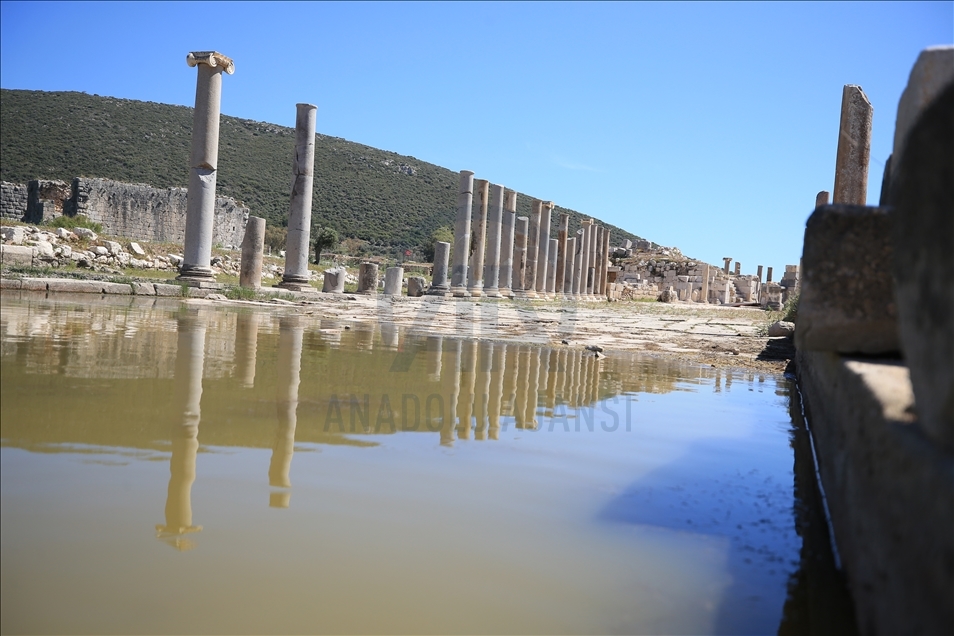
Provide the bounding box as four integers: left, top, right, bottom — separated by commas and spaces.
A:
795, 205, 898, 354
129, 242, 146, 256
891, 46, 954, 179
1, 244, 34, 266
155, 283, 185, 297
100, 282, 133, 295
0, 278, 22, 289
20, 278, 49, 291
406, 276, 426, 297
93, 246, 108, 256
55, 228, 73, 240
889, 81, 953, 451
35, 241, 55, 259
47, 279, 104, 293
1, 226, 25, 244
322, 268, 345, 293
768, 321, 795, 337
73, 227, 97, 240
131, 282, 156, 295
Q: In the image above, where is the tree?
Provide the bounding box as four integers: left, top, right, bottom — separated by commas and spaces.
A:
313, 226, 339, 264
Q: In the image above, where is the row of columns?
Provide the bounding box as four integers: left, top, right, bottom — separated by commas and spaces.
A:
443, 170, 611, 300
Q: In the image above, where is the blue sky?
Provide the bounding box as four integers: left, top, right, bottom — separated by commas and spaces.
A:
1, 1, 950, 273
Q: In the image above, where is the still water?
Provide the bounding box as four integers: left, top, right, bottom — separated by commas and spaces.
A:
0, 294, 848, 634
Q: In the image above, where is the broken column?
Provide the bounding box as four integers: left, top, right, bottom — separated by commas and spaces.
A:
357, 262, 378, 294
535, 201, 553, 297
179, 51, 234, 285
816, 191, 831, 207
767, 266, 773, 282
512, 216, 529, 296
722, 257, 732, 275
482, 183, 504, 298
524, 201, 542, 299
450, 170, 474, 297
499, 190, 517, 298
556, 213, 568, 297
833, 85, 873, 205
322, 269, 345, 293
279, 103, 318, 291
734, 262, 741, 276
700, 264, 710, 303
383, 266, 404, 296
468, 179, 489, 296
429, 241, 451, 295
757, 265, 763, 280
239, 216, 265, 289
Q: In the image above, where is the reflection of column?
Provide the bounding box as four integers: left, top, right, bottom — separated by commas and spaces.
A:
544, 349, 558, 412
457, 340, 477, 439
535, 202, 552, 296
512, 216, 529, 296
557, 349, 570, 403
474, 341, 493, 439
269, 315, 303, 508
590, 352, 602, 404
524, 201, 541, 299
234, 312, 260, 388
441, 339, 462, 446
179, 51, 234, 284
502, 343, 518, 421
380, 323, 399, 349
489, 343, 505, 440
524, 347, 541, 429
499, 191, 517, 298
468, 179, 489, 296
451, 171, 474, 296
279, 104, 318, 290
556, 213, 569, 297
578, 350, 590, 406
514, 346, 530, 428
426, 335, 443, 382
157, 310, 207, 550
483, 184, 504, 298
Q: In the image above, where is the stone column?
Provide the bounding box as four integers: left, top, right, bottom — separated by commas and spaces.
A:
757, 265, 764, 280
600, 228, 611, 297
700, 264, 710, 303
322, 268, 345, 293
467, 179, 489, 296
428, 241, 451, 295
833, 85, 873, 205
564, 236, 576, 296
269, 316, 303, 507
179, 51, 234, 286
555, 213, 569, 297
816, 190, 831, 207
547, 238, 558, 295
524, 201, 542, 298
450, 170, 474, 297
512, 216, 529, 296
383, 266, 404, 295
767, 266, 774, 282
279, 103, 318, 291
239, 216, 265, 289
535, 202, 553, 296
499, 190, 517, 298
594, 226, 604, 298
734, 262, 741, 276
357, 262, 378, 294
573, 227, 585, 297
723, 257, 732, 274
584, 220, 595, 296
483, 183, 504, 298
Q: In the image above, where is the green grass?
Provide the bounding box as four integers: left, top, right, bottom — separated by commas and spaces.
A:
45, 215, 102, 233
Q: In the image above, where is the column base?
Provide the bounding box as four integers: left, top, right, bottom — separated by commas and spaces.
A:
177, 265, 219, 287
275, 281, 317, 293
451, 286, 469, 297
514, 290, 537, 299
468, 287, 484, 297
484, 289, 503, 298
427, 286, 453, 297
176, 276, 223, 290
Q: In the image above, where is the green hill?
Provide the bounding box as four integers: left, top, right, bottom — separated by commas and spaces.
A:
0, 89, 643, 257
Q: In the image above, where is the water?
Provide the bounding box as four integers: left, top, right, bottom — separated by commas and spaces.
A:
0, 293, 853, 634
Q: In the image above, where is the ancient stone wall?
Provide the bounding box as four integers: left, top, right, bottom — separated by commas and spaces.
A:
0, 182, 28, 220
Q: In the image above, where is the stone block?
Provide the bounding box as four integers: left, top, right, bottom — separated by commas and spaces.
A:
1, 226, 25, 244
0, 244, 34, 266
46, 279, 103, 293
795, 205, 898, 354
0, 278, 21, 289
155, 283, 185, 297
889, 81, 954, 451
20, 278, 48, 291
406, 276, 426, 297
100, 282, 132, 295
131, 282, 156, 295
73, 227, 97, 240
129, 241, 146, 256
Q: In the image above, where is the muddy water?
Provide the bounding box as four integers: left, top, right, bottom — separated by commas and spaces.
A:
0, 294, 853, 634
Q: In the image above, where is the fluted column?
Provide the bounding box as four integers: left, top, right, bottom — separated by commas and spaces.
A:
593, 226, 604, 299
179, 51, 234, 285
450, 170, 474, 296
572, 228, 584, 297
547, 238, 558, 296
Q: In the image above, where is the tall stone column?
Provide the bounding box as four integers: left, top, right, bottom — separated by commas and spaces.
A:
593, 226, 604, 298
600, 228, 611, 297
701, 264, 710, 303
767, 266, 774, 282
483, 183, 504, 298
833, 84, 873, 205
450, 170, 474, 296
535, 201, 553, 296
428, 241, 451, 295
512, 216, 529, 296
179, 51, 234, 286
279, 103, 318, 291
564, 236, 577, 296
555, 213, 569, 297
239, 216, 265, 289
547, 238, 558, 295
499, 190, 517, 298
723, 257, 732, 274
583, 220, 595, 296
468, 179, 489, 296
572, 227, 585, 297
524, 201, 542, 299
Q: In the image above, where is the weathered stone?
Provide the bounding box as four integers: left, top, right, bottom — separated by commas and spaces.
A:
280, 104, 317, 289
429, 241, 450, 295
155, 283, 185, 297
468, 179, 489, 296
524, 200, 541, 298
768, 321, 795, 337
35, 241, 55, 259
450, 170, 473, 296
0, 182, 28, 220
535, 202, 552, 296
0, 244, 34, 266
499, 190, 517, 297
58, 245, 72, 259
104, 240, 122, 256
482, 183, 504, 298
322, 268, 346, 293
93, 246, 108, 256
795, 205, 897, 354
357, 262, 378, 294
512, 216, 528, 295
889, 80, 953, 451
129, 241, 146, 256
406, 276, 426, 297
239, 216, 265, 289
55, 228, 73, 240
20, 278, 48, 291
46, 279, 104, 293
383, 266, 404, 296
833, 85, 873, 205
816, 191, 830, 207
73, 227, 97, 240
0, 277, 22, 289
131, 282, 156, 295
180, 50, 234, 283
1, 225, 25, 244
100, 282, 133, 295
555, 213, 568, 296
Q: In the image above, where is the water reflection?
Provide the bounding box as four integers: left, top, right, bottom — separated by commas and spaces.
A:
269, 315, 303, 508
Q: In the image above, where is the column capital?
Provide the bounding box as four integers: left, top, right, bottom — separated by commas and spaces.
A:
186, 51, 235, 74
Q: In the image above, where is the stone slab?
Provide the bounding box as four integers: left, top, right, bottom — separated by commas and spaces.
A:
796, 349, 953, 635
47, 279, 106, 294
20, 278, 49, 291
155, 283, 185, 297
100, 282, 133, 295
795, 204, 898, 354
0, 277, 22, 289
0, 244, 34, 267
131, 282, 157, 295
889, 81, 953, 451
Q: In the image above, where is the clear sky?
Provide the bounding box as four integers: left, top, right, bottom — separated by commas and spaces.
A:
1, 1, 950, 273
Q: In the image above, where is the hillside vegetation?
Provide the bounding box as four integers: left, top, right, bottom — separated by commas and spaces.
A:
1, 89, 643, 257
